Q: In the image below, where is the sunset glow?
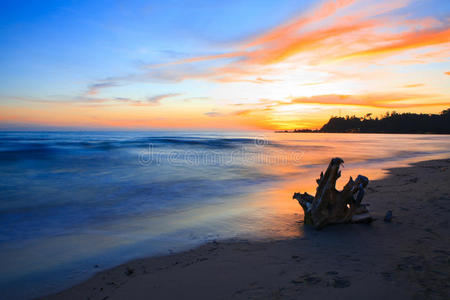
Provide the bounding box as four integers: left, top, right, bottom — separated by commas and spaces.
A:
1, 0, 449, 130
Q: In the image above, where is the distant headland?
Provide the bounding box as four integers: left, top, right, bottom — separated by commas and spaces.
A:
276, 108, 450, 134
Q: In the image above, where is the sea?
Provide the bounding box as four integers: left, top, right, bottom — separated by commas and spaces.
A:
1, 131, 449, 299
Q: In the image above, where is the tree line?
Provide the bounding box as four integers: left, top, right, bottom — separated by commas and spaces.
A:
278, 108, 450, 134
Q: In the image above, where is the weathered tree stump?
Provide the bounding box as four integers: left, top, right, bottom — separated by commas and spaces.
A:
293, 157, 372, 229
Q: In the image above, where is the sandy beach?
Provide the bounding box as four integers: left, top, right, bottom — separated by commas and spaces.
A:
45, 158, 450, 300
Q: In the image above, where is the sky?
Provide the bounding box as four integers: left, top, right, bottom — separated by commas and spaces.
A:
0, 0, 449, 130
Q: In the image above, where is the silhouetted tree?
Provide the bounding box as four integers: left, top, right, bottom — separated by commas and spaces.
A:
319, 109, 450, 134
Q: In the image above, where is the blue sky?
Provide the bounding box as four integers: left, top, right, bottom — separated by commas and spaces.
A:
0, 0, 313, 97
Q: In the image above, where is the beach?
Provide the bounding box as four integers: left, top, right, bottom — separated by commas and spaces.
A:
3, 132, 450, 300
3, 0, 450, 299
45, 158, 450, 300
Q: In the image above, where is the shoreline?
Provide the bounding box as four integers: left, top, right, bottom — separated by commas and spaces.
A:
45, 158, 450, 299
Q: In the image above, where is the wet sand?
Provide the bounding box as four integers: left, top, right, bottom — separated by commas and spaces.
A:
45, 158, 450, 300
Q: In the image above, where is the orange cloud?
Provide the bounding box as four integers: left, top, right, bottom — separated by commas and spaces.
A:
142, 0, 448, 87
339, 28, 450, 61
146, 93, 182, 104
287, 93, 449, 109
403, 83, 424, 88
244, 0, 356, 48
144, 0, 363, 70
232, 109, 256, 116
232, 93, 448, 116
247, 20, 378, 65
226, 92, 450, 130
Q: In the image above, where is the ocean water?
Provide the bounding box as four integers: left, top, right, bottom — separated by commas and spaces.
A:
1, 131, 449, 299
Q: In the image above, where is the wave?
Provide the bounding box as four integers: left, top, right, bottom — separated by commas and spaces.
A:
0, 135, 283, 154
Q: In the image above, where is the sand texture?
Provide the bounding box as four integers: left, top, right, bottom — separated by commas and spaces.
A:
45, 159, 450, 300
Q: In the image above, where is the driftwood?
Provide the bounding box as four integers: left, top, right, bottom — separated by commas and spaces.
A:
293, 157, 372, 229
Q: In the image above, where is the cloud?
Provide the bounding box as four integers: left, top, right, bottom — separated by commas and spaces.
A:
113, 97, 133, 102
146, 51, 246, 69
111, 97, 149, 105
403, 83, 424, 88
225, 91, 450, 130
204, 111, 223, 117
283, 93, 450, 109
76, 0, 448, 91
96, 63, 215, 84
138, 0, 448, 85
86, 81, 118, 95
146, 93, 182, 104
232, 109, 254, 116
138, 0, 362, 77
183, 96, 210, 102
298, 81, 325, 86
337, 27, 450, 61
7, 94, 182, 107
144, 0, 358, 70
8, 95, 109, 105
229, 93, 449, 117
243, 0, 357, 48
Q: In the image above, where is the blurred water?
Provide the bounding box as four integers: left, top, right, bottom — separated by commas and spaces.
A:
0, 131, 449, 299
